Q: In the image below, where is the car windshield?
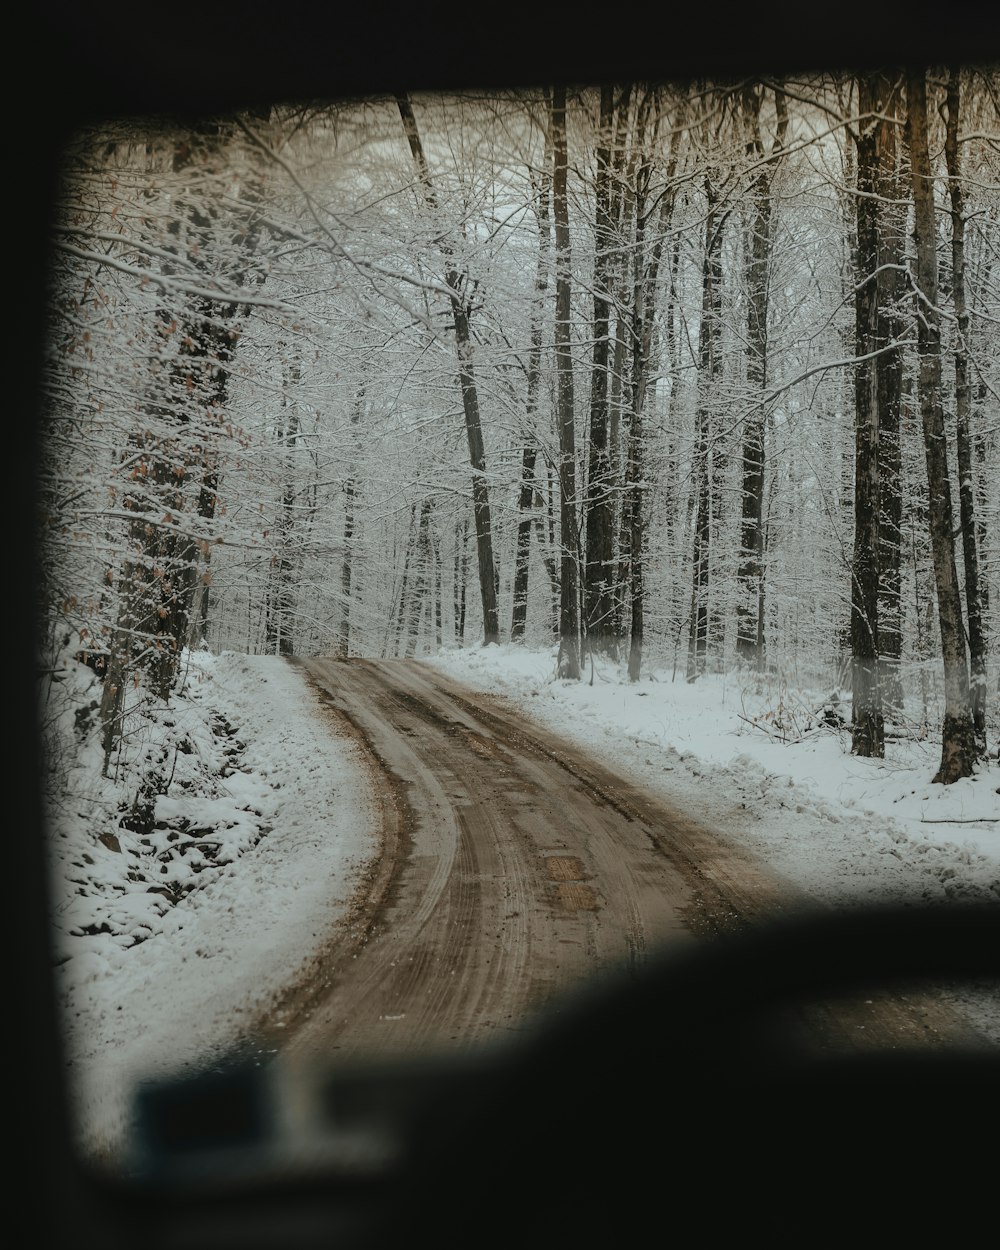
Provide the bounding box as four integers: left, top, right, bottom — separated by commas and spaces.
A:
38, 72, 1000, 1174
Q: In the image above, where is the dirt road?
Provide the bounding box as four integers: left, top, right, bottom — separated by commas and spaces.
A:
275, 658, 981, 1068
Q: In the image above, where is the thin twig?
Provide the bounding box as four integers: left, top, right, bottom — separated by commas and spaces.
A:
918, 817, 999, 825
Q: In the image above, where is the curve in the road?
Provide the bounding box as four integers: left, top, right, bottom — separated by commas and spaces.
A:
272, 657, 982, 1069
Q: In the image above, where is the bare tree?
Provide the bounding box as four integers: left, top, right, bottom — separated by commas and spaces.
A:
736, 82, 788, 669
944, 67, 989, 754
396, 93, 500, 646
512, 98, 553, 642
584, 85, 620, 658
849, 74, 891, 758
906, 67, 978, 783
551, 86, 581, 679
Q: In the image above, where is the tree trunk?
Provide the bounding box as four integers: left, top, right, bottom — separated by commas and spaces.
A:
454, 515, 469, 644
906, 68, 977, 784
512, 117, 553, 641
403, 500, 432, 658
551, 86, 581, 679
687, 179, 723, 682
850, 76, 885, 758
396, 94, 500, 646
735, 169, 769, 668
533, 509, 561, 638
336, 384, 365, 659
736, 84, 787, 669
394, 503, 418, 656
185, 464, 218, 653
511, 447, 537, 641
874, 87, 906, 715
266, 356, 301, 658
944, 68, 988, 754
621, 90, 675, 682
625, 415, 644, 682
584, 85, 617, 657
432, 515, 443, 649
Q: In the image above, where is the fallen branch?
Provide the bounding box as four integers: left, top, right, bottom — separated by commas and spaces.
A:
737, 713, 802, 744
918, 817, 999, 824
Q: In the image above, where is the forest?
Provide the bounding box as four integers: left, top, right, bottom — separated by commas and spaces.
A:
39, 70, 1000, 794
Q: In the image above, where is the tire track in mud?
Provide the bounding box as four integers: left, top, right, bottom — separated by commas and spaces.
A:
272, 657, 986, 1070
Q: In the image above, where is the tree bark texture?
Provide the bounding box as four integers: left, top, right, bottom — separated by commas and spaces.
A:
512, 114, 553, 641
687, 179, 723, 682
736, 84, 787, 669
551, 86, 581, 679
584, 85, 617, 657
906, 68, 977, 784
850, 76, 886, 758
336, 384, 365, 660
874, 83, 906, 714
944, 68, 988, 753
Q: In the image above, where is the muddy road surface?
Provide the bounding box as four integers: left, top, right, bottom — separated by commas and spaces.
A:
275, 658, 983, 1070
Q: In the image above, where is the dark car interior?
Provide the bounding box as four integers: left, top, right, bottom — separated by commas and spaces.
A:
21, 6, 1000, 1247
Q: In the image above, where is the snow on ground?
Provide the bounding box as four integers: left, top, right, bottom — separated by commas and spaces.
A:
424, 644, 1000, 907
45, 649, 378, 1160
422, 643, 1000, 1046
45, 643, 999, 1160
